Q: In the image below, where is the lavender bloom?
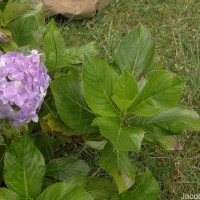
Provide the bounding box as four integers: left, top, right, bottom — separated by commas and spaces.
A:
0, 50, 51, 127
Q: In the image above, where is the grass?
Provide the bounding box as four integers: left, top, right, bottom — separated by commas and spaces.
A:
53, 0, 200, 199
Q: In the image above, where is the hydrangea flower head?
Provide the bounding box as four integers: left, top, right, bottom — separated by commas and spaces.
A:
0, 50, 51, 127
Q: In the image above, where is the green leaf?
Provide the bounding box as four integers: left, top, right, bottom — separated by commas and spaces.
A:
4, 1, 45, 51
0, 188, 21, 200
0, 119, 22, 138
112, 192, 133, 200
0, 10, 3, 26
133, 107, 200, 135
129, 71, 185, 116
114, 70, 138, 100
43, 22, 100, 71
4, 135, 46, 199
114, 24, 155, 79
112, 169, 160, 200
100, 143, 135, 192
112, 96, 133, 114
131, 169, 160, 200
51, 75, 97, 133
37, 182, 93, 200
33, 134, 70, 162
0, 3, 6, 13
2, 3, 29, 26
83, 177, 118, 200
85, 140, 107, 150
8, 16, 40, 48
46, 158, 90, 181
68, 176, 118, 200
40, 112, 82, 136
83, 56, 119, 117
1, 40, 18, 52
43, 29, 66, 71
47, 113, 75, 135
23, 0, 44, 18
144, 133, 182, 151
0, 136, 6, 185
43, 19, 59, 38
65, 42, 100, 65
93, 117, 144, 153
145, 55, 163, 76
112, 70, 138, 112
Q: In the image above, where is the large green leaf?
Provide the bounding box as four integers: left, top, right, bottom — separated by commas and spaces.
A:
3, 0, 45, 52
100, 143, 135, 192
43, 29, 66, 71
0, 119, 23, 138
37, 182, 93, 200
4, 135, 46, 199
23, 0, 44, 18
131, 169, 160, 200
7, 0, 44, 15
145, 55, 163, 76
113, 70, 138, 100
112, 169, 160, 200
0, 136, 6, 185
114, 24, 155, 79
0, 3, 6, 12
1, 40, 18, 52
133, 107, 200, 135
93, 117, 144, 153
1, 3, 29, 27
112, 70, 138, 112
8, 15, 41, 48
51, 75, 97, 133
65, 42, 100, 64
43, 21, 99, 71
43, 18, 59, 38
83, 177, 118, 200
40, 112, 82, 136
129, 71, 185, 116
83, 56, 119, 117
112, 192, 133, 200
85, 140, 107, 150
0, 10, 3, 26
68, 176, 118, 200
46, 158, 90, 181
0, 188, 21, 200
46, 113, 75, 135
144, 133, 181, 151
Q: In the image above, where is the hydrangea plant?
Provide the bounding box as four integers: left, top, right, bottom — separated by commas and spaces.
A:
0, 50, 50, 126
0, 2, 200, 199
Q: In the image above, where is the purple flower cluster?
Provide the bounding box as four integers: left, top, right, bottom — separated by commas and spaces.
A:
0, 50, 50, 127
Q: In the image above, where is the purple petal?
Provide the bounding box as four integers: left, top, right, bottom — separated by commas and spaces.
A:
3, 85, 17, 101
0, 78, 7, 89
0, 104, 13, 118
14, 94, 25, 107
0, 67, 9, 77
11, 71, 24, 80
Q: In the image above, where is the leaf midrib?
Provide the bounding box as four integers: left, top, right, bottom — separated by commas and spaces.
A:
99, 79, 118, 114
22, 141, 28, 198
131, 40, 141, 76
